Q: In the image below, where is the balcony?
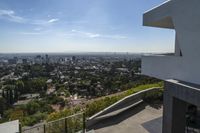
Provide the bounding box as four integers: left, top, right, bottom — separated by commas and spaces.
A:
143, 0, 173, 29
142, 0, 200, 85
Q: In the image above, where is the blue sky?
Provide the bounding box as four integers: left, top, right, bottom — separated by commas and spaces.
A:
0, 0, 175, 53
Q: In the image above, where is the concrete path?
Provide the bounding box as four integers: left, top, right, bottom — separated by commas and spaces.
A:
89, 102, 163, 133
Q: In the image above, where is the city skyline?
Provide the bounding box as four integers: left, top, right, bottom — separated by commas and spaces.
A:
0, 0, 174, 53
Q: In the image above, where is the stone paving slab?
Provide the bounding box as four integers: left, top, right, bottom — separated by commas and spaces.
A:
90, 103, 163, 133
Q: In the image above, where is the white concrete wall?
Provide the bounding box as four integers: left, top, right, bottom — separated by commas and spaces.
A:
142, 0, 200, 85
87, 88, 160, 128
0, 120, 19, 133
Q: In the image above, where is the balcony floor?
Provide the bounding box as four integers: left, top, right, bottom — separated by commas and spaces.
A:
90, 102, 163, 133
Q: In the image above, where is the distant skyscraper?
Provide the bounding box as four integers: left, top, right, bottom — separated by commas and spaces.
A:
22, 59, 27, 64
72, 56, 76, 62
8, 57, 17, 64
45, 54, 49, 64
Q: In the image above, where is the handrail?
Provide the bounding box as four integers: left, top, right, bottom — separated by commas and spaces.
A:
21, 112, 85, 133
47, 112, 83, 124
22, 124, 44, 131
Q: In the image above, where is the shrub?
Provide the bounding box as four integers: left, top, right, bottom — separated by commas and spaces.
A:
21, 112, 47, 126
46, 109, 73, 122
46, 82, 163, 121
85, 82, 163, 117
143, 89, 163, 103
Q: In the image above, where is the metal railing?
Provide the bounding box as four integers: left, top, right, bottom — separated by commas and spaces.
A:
21, 112, 86, 133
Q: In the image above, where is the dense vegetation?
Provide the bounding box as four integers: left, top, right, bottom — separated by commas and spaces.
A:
0, 58, 162, 127
0, 80, 161, 124
47, 82, 163, 121
85, 82, 163, 117
0, 82, 163, 126
1, 100, 53, 126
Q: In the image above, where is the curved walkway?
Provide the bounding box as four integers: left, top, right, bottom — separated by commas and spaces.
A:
89, 102, 163, 133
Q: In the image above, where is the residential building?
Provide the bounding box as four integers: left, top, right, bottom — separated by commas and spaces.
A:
142, 0, 200, 132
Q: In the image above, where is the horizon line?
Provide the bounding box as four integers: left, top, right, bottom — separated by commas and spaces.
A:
0, 51, 172, 54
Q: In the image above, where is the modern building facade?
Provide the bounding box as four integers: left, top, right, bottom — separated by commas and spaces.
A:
142, 0, 200, 132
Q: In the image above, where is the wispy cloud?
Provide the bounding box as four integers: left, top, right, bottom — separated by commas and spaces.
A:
19, 29, 50, 35
48, 18, 59, 23
19, 32, 42, 35
30, 18, 59, 26
34, 27, 42, 31
0, 9, 26, 23
71, 30, 100, 38
69, 29, 127, 39
19, 29, 52, 35
0, 9, 59, 26
63, 20, 88, 25
102, 35, 128, 39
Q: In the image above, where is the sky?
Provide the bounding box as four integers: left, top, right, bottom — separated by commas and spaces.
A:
0, 0, 175, 53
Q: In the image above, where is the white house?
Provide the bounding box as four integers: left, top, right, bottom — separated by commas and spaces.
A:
142, 0, 200, 133
142, 0, 200, 85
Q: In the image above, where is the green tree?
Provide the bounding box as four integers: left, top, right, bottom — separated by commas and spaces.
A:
3, 85, 16, 104
0, 97, 7, 115
31, 78, 47, 92
26, 101, 40, 115
57, 87, 70, 97
15, 80, 24, 94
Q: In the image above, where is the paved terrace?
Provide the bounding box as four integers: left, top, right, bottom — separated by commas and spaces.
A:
88, 102, 163, 133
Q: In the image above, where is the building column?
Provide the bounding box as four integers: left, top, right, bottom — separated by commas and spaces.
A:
163, 82, 187, 133
171, 97, 187, 133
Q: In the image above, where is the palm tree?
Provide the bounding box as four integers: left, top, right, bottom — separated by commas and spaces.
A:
3, 85, 16, 104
